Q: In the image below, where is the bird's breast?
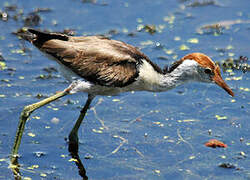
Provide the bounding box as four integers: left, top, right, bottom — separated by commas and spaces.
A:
137, 60, 163, 91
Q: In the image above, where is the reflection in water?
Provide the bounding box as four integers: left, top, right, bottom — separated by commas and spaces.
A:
10, 149, 88, 180
10, 89, 89, 179
68, 104, 89, 180
10, 139, 88, 180
10, 101, 89, 179
69, 150, 88, 180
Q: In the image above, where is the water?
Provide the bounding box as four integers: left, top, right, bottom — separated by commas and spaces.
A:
0, 0, 249, 179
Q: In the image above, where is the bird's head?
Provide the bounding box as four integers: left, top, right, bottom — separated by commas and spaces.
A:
179, 53, 234, 96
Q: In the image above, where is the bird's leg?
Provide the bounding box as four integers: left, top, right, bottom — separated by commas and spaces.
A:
10, 90, 69, 165
68, 94, 94, 153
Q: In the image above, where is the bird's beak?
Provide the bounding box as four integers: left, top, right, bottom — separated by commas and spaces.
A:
213, 65, 234, 97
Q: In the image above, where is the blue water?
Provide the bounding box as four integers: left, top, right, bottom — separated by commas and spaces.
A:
0, 0, 249, 179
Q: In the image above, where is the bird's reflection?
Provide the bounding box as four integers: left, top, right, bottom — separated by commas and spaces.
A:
67, 104, 89, 180
10, 98, 90, 180
10, 138, 88, 180
68, 146, 88, 180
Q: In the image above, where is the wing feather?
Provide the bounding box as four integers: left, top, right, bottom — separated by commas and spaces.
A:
40, 37, 143, 87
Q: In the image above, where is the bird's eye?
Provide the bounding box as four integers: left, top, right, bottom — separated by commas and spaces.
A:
204, 68, 212, 74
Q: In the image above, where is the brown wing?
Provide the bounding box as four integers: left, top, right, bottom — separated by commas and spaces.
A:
39, 36, 149, 87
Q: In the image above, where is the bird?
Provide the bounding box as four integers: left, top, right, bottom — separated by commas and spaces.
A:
14, 28, 234, 154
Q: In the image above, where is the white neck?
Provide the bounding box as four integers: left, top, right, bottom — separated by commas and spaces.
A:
159, 59, 199, 91
138, 59, 199, 92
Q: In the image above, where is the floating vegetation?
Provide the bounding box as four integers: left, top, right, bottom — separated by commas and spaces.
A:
219, 56, 250, 73
186, 0, 218, 7
12, 27, 28, 37
27, 164, 39, 170
36, 93, 47, 99
179, 44, 190, 51
0, 53, 5, 61
35, 74, 59, 80
140, 40, 154, 47
0, 11, 8, 21
239, 87, 250, 92
43, 66, 58, 73
218, 163, 237, 169
61, 28, 76, 36
106, 29, 119, 36
4, 4, 18, 11
215, 114, 227, 120
163, 14, 175, 24
0, 61, 6, 70
137, 24, 156, 34
24, 12, 41, 26
33, 151, 46, 158
82, 0, 108, 6
237, 151, 247, 159
137, 24, 165, 35
27, 132, 36, 137
197, 19, 250, 34
0, 94, 6, 98
174, 36, 181, 41
154, 169, 161, 174
198, 23, 223, 34
0, 3, 52, 27
51, 117, 60, 124
84, 153, 94, 159
82, 0, 97, 3
33, 8, 52, 13
163, 48, 174, 55
205, 139, 227, 148
187, 38, 199, 44
92, 128, 103, 133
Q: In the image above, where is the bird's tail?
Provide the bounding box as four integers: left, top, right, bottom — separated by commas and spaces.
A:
14, 28, 36, 42
16, 28, 69, 48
